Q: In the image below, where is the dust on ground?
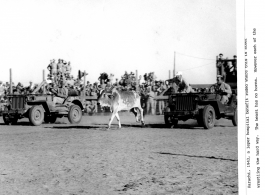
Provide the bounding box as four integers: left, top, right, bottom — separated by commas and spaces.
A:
0, 114, 237, 195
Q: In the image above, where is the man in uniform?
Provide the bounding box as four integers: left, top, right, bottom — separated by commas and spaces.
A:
49, 81, 68, 108
64, 61, 72, 79
224, 61, 236, 82
214, 75, 232, 104
0, 81, 5, 98
47, 60, 53, 80
57, 59, 63, 75
146, 86, 156, 115
90, 88, 98, 113
157, 80, 167, 115
233, 55, 237, 71
173, 71, 193, 93
217, 53, 225, 75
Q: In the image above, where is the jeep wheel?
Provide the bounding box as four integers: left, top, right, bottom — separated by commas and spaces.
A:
68, 105, 82, 124
29, 105, 44, 126
202, 105, 216, 129
232, 108, 237, 126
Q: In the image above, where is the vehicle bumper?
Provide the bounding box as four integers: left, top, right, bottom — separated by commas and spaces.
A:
164, 110, 198, 117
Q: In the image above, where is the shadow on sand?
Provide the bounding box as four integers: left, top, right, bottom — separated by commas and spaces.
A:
0, 121, 32, 126
155, 152, 237, 162
0, 120, 222, 130
45, 125, 103, 130
45, 123, 205, 130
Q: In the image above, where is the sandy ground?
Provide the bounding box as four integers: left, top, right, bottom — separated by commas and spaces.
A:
0, 114, 237, 195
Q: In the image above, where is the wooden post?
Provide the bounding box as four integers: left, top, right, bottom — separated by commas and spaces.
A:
83, 70, 86, 97
173, 51, 176, 77
9, 68, 13, 94
43, 70, 46, 94
216, 56, 218, 76
43, 69, 45, 81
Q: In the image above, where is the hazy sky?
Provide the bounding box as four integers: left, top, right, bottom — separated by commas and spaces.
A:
0, 0, 236, 85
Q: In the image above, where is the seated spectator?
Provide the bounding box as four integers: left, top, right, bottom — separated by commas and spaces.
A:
90, 98, 98, 113
113, 78, 120, 86
213, 75, 232, 104
13, 88, 20, 95
85, 101, 92, 113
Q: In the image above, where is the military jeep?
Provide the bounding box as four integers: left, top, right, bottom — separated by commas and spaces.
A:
2, 94, 84, 126
164, 90, 237, 129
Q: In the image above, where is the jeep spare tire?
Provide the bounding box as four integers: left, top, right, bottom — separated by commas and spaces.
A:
68, 105, 82, 124
232, 108, 237, 126
29, 105, 44, 126
202, 105, 216, 129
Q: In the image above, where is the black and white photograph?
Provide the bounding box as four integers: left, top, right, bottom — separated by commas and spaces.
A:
0, 0, 262, 194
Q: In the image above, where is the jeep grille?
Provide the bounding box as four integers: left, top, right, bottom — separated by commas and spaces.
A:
10, 96, 26, 110
173, 95, 197, 111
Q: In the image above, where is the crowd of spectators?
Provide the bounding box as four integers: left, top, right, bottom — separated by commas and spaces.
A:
0, 71, 214, 115
216, 53, 237, 83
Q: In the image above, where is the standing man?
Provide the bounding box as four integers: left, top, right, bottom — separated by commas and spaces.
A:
224, 61, 236, 82
65, 61, 72, 80
51, 59, 57, 76
57, 59, 63, 75
146, 86, 156, 115
233, 55, 237, 71
217, 53, 224, 75
47, 60, 53, 80
0, 81, 5, 98
157, 81, 166, 115
151, 85, 158, 115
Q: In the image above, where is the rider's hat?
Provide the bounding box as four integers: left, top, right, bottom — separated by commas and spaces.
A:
175, 71, 182, 76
